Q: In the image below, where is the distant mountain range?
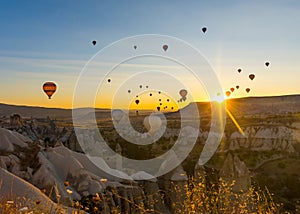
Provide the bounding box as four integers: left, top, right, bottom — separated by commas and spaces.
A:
1, 94, 299, 118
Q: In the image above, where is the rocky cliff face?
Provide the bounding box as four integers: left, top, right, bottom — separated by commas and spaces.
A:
226, 126, 297, 153
0, 127, 193, 213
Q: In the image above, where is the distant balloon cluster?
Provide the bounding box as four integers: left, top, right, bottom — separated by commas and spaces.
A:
106, 79, 186, 113
224, 61, 270, 98
40, 28, 271, 103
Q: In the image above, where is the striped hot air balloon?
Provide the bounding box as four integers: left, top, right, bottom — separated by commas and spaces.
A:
43, 82, 57, 99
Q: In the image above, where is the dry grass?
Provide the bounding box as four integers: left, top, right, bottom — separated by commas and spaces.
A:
0, 176, 283, 214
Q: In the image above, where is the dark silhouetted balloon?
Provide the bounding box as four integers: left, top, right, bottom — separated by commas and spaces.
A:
171, 107, 174, 110
265, 62, 270, 67
92, 40, 96, 46
149, 93, 152, 96
158, 91, 161, 94
238, 68, 242, 73
134, 45, 137, 49
236, 85, 239, 89
139, 85, 142, 89
107, 79, 111, 83
249, 74, 255, 80
163, 45, 168, 51
230, 88, 234, 92
246, 88, 250, 93
146, 86, 149, 88
160, 103, 162, 106
202, 27, 207, 33
225, 91, 231, 97
167, 99, 169, 102
135, 100, 140, 105
179, 89, 187, 97
43, 82, 57, 99
157, 106, 160, 111
136, 95, 138, 97
128, 90, 131, 93
159, 99, 161, 102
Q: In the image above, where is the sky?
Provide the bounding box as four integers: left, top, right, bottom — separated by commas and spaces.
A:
0, 0, 299, 109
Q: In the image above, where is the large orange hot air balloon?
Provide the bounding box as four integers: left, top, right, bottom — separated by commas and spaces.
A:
43, 82, 57, 99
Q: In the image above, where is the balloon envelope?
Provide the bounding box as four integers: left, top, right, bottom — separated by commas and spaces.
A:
92, 40, 96, 45
225, 91, 231, 97
135, 99, 140, 105
143, 115, 162, 135
43, 82, 57, 99
230, 87, 234, 92
265, 62, 270, 67
249, 74, 255, 80
246, 88, 251, 93
236, 85, 240, 89
202, 27, 207, 33
238, 68, 242, 73
112, 109, 124, 123
134, 45, 137, 49
179, 89, 187, 97
162, 45, 168, 51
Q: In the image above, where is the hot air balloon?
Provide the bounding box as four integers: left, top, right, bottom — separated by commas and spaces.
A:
179, 89, 187, 101
149, 93, 152, 96
146, 86, 149, 88
167, 99, 169, 102
179, 89, 187, 97
249, 74, 255, 80
159, 99, 161, 102
236, 85, 240, 89
143, 115, 162, 136
171, 107, 174, 110
135, 99, 140, 105
128, 90, 131, 93
92, 40, 96, 46
225, 91, 231, 97
160, 103, 162, 106
265, 62, 270, 67
238, 68, 242, 73
43, 82, 57, 99
158, 91, 161, 94
202, 27, 207, 33
162, 45, 168, 51
134, 45, 137, 50
112, 109, 124, 123
230, 87, 235, 92
157, 106, 160, 111
107, 79, 111, 83
246, 88, 250, 93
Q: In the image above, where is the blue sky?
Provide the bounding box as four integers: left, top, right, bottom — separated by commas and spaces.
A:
0, 0, 299, 108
